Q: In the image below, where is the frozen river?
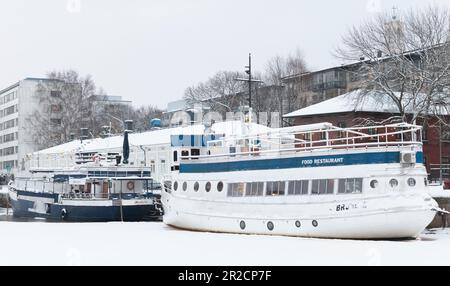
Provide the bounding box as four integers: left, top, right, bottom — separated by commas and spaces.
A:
0, 209, 449, 266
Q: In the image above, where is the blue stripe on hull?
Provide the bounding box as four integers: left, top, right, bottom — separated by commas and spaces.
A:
180, 151, 423, 173
10, 198, 161, 222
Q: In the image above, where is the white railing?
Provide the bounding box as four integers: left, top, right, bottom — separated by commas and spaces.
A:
181, 122, 423, 161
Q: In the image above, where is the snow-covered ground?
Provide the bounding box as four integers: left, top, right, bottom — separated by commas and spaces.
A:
0, 219, 449, 266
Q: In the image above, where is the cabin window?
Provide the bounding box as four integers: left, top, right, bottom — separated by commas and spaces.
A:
288, 180, 309, 195
227, 183, 245, 197
181, 150, 189, 159
266, 181, 286, 196
370, 180, 378, 189
182, 182, 188, 191
173, 151, 178, 162
408, 178, 416, 187
311, 179, 334, 195
245, 182, 264, 196
205, 182, 211, 192
389, 179, 399, 188
338, 178, 363, 194
173, 181, 178, 191
217, 181, 224, 192
194, 182, 200, 192
191, 149, 200, 159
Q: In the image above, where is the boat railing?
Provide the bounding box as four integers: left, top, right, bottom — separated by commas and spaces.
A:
181, 122, 423, 161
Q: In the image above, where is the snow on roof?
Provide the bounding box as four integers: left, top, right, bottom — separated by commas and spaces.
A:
284, 89, 450, 118
34, 121, 274, 155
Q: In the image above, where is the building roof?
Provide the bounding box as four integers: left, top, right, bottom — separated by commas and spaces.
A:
34, 120, 273, 155
284, 89, 450, 118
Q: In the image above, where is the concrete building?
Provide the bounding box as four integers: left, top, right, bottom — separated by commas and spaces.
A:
0, 78, 132, 176
0, 78, 54, 175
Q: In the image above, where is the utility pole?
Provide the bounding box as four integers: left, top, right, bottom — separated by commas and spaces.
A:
246, 53, 252, 108
235, 53, 264, 110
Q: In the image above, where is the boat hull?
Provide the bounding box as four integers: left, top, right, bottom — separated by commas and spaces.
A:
9, 189, 162, 222
163, 192, 438, 239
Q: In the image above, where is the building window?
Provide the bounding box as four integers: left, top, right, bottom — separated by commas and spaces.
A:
287, 180, 309, 195
51, 104, 62, 112
50, 119, 62, 126
266, 181, 286, 196
311, 179, 334, 195
337, 122, 346, 138
50, 91, 62, 97
338, 178, 363, 194
442, 158, 450, 177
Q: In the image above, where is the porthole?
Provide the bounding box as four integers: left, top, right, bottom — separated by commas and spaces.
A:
312, 220, 318, 227
370, 180, 378, 189
194, 182, 199, 192
240, 220, 246, 230
389, 179, 399, 188
182, 182, 187, 191
267, 221, 274, 231
173, 181, 178, 191
408, 178, 416, 187
217, 181, 224, 192
205, 182, 211, 192
295, 221, 301, 228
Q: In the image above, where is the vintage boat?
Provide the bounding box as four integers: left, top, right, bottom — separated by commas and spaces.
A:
8, 164, 162, 222
162, 121, 443, 239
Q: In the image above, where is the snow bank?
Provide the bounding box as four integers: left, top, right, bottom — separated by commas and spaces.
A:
0, 221, 448, 266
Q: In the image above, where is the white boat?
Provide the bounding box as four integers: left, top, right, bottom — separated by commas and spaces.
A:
161, 121, 442, 239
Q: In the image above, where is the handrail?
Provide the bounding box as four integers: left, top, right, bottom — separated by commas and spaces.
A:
181, 123, 423, 162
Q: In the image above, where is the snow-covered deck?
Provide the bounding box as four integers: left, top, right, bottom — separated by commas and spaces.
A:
0, 220, 448, 266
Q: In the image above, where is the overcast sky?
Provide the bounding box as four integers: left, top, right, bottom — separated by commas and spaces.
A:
0, 0, 449, 109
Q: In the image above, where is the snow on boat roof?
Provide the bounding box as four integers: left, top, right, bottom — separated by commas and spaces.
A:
34, 121, 273, 155
284, 89, 450, 118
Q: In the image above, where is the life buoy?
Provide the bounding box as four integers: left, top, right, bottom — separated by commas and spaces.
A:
92, 154, 100, 163
61, 208, 68, 220
127, 181, 135, 191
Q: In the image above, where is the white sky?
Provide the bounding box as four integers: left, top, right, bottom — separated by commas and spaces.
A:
0, 0, 449, 109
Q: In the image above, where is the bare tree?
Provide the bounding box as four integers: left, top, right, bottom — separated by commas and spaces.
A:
128, 105, 163, 132
264, 49, 308, 124
184, 71, 248, 114
336, 6, 450, 125
29, 70, 99, 148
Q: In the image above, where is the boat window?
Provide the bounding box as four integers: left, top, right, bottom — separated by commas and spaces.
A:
205, 182, 211, 192
312, 179, 334, 195
266, 181, 285, 196
338, 178, 363, 194
227, 183, 245, 197
389, 179, 399, 188
181, 150, 189, 159
182, 182, 188, 191
407, 178, 416, 187
173, 181, 178, 191
194, 182, 200, 192
245, 182, 264, 196
191, 149, 200, 159
288, 180, 309, 195
173, 151, 178, 162
370, 180, 378, 189
217, 181, 224, 192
